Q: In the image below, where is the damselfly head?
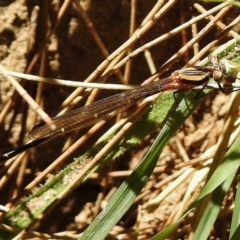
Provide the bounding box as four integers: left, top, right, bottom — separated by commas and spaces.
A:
208, 53, 226, 81
208, 54, 240, 81
212, 68, 224, 81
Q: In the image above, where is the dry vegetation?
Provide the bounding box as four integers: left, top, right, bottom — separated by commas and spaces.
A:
0, 1, 240, 239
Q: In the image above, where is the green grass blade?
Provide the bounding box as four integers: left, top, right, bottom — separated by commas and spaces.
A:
150, 132, 240, 240
195, 136, 240, 202
231, 224, 240, 240
230, 181, 240, 238
192, 168, 237, 240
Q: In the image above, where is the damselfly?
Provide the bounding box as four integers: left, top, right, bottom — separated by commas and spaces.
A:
0, 54, 238, 162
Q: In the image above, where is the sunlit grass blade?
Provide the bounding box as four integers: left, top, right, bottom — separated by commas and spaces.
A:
149, 131, 240, 240
230, 181, 240, 239
192, 131, 240, 240
195, 138, 240, 202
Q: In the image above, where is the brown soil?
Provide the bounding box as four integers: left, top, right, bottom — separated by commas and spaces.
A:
0, 1, 239, 239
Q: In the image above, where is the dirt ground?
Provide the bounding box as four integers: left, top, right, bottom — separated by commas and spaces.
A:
0, 1, 239, 239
